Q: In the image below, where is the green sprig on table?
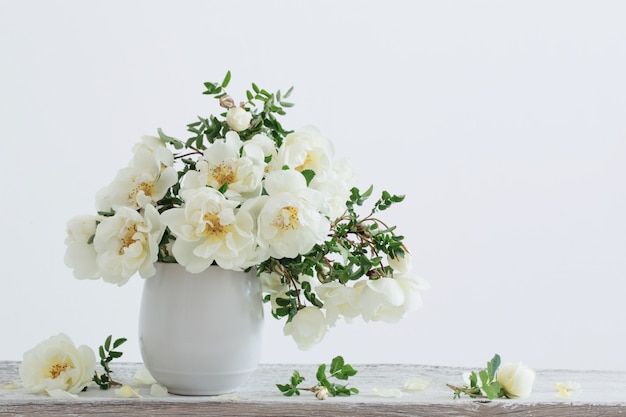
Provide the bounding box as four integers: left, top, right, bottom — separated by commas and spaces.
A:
447, 353, 505, 399
92, 335, 127, 390
277, 356, 359, 399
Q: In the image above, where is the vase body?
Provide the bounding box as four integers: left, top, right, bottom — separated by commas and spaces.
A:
138, 263, 264, 395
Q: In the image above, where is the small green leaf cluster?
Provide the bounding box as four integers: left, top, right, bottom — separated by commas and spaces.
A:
93, 335, 127, 390
191, 70, 294, 148
447, 354, 505, 400
277, 356, 359, 399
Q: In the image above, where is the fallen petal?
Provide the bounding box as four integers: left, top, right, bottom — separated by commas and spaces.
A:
115, 385, 142, 398
150, 383, 168, 397
2, 381, 22, 390
555, 381, 581, 398
134, 365, 157, 385
373, 387, 403, 398
403, 377, 430, 391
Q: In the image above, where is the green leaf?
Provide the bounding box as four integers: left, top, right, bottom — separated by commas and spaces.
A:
469, 371, 478, 388
316, 363, 327, 383
157, 128, 184, 149
330, 356, 344, 375
337, 364, 357, 379
98, 346, 105, 360
202, 82, 221, 95
104, 335, 112, 351
300, 169, 316, 186
290, 370, 305, 386
488, 354, 501, 379
276, 384, 291, 392
482, 382, 503, 400
275, 297, 291, 307
479, 370, 489, 388
283, 86, 294, 98
109, 351, 123, 359
113, 337, 127, 349
221, 70, 232, 88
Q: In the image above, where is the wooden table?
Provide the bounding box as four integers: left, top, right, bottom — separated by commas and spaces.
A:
1, 361, 625, 416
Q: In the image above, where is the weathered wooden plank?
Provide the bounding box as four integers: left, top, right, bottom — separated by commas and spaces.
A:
1, 361, 625, 416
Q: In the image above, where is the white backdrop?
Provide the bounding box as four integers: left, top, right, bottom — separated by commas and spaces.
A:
2, 1, 625, 371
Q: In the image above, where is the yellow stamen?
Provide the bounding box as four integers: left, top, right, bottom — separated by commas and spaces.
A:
50, 362, 69, 379
272, 206, 299, 230
203, 212, 230, 236
120, 224, 138, 254
210, 163, 236, 187
295, 153, 312, 172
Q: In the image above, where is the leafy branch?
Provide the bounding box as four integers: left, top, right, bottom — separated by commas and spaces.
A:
447, 354, 505, 400
92, 335, 127, 390
277, 356, 359, 400
261, 186, 407, 321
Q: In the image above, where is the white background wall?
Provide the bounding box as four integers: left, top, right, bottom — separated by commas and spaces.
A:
2, 1, 625, 371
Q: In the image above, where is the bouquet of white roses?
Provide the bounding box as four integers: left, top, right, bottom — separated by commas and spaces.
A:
64, 72, 428, 349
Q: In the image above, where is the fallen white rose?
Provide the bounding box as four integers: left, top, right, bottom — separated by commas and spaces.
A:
496, 362, 536, 398
19, 333, 96, 395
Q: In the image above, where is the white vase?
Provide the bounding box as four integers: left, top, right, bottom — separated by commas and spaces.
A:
138, 263, 264, 395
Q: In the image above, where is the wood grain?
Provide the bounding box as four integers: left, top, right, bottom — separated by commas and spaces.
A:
1, 361, 625, 416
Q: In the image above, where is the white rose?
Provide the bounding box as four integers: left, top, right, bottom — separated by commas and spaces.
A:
64, 215, 100, 279
19, 334, 96, 395
316, 281, 361, 326
274, 126, 334, 173
93, 204, 164, 285
161, 187, 257, 272
354, 277, 406, 323
256, 170, 329, 259
132, 135, 174, 168
248, 133, 278, 158
226, 107, 252, 132
496, 362, 536, 398
283, 306, 327, 350
183, 131, 266, 201
101, 149, 177, 210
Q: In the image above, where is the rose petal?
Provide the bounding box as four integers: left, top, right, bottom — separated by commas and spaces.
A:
555, 381, 581, 398
115, 385, 142, 398
403, 377, 430, 391
373, 387, 403, 398
150, 383, 169, 397
134, 365, 157, 385
2, 381, 22, 390
46, 389, 78, 399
